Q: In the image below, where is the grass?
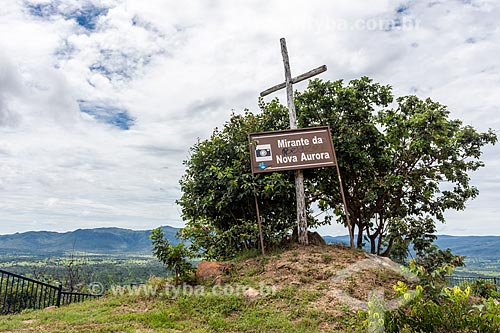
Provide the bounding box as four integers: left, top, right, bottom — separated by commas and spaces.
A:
0, 291, 360, 332
0, 244, 392, 332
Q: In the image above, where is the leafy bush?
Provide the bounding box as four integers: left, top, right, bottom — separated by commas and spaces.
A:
177, 107, 303, 260
414, 244, 465, 273
150, 228, 194, 284
468, 279, 500, 299
384, 284, 500, 332
362, 261, 500, 332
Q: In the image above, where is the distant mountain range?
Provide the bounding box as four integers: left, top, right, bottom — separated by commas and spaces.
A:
0, 226, 498, 259
324, 235, 500, 260
0, 226, 179, 256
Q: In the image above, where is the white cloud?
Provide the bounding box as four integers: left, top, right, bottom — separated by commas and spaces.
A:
0, 0, 499, 236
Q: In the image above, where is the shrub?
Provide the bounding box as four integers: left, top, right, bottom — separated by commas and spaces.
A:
383, 283, 500, 332
468, 278, 500, 299
362, 262, 500, 332
150, 228, 194, 284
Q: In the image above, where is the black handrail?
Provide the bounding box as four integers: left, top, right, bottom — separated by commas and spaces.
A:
0, 268, 101, 315
447, 275, 499, 291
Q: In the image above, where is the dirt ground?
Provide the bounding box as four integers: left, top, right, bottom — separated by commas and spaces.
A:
232, 243, 417, 312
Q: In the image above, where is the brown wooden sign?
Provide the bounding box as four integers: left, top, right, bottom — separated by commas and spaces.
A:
249, 126, 336, 174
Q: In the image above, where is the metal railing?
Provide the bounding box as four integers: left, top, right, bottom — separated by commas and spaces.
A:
0, 268, 101, 315
447, 275, 499, 291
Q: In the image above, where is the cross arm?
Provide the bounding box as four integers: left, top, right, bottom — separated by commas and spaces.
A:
260, 64, 327, 97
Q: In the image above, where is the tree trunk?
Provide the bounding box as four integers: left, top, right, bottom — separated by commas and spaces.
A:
356, 224, 363, 249
376, 233, 383, 255
369, 236, 376, 254
381, 237, 394, 257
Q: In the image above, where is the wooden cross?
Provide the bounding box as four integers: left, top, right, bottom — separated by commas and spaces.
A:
260, 38, 327, 246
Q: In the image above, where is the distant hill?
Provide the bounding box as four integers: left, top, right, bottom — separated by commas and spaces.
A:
0, 227, 498, 259
324, 235, 500, 259
0, 226, 180, 256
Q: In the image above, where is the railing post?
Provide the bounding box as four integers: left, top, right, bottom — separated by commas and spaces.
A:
0, 269, 102, 315
56, 283, 62, 307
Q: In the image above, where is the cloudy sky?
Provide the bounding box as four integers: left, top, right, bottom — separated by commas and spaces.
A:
0, 0, 498, 236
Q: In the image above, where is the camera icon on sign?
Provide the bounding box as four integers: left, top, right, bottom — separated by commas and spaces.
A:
255, 144, 273, 162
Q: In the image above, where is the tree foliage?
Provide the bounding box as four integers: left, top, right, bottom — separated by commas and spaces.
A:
177, 105, 318, 260
178, 77, 496, 259
150, 228, 193, 284
295, 77, 497, 255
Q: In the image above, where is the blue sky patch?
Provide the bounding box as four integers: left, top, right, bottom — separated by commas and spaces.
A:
26, 2, 58, 18
89, 49, 153, 81
384, 4, 411, 31
89, 63, 115, 78
26, 1, 108, 31
396, 5, 409, 14
78, 101, 134, 130
71, 6, 108, 30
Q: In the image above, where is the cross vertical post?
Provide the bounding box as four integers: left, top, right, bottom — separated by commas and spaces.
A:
259, 38, 355, 249
280, 38, 308, 245
260, 38, 327, 245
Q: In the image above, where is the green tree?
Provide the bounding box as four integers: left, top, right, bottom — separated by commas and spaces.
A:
294, 77, 497, 255
150, 228, 193, 284
178, 77, 496, 259
177, 106, 320, 260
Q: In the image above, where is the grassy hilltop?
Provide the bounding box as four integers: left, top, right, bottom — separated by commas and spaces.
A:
1, 243, 499, 333
0, 243, 410, 333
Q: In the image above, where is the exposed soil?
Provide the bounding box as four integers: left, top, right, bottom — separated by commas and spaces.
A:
231, 242, 417, 312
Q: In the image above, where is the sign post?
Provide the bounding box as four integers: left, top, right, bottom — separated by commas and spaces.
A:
260, 38, 327, 245
259, 38, 354, 248
250, 126, 336, 253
